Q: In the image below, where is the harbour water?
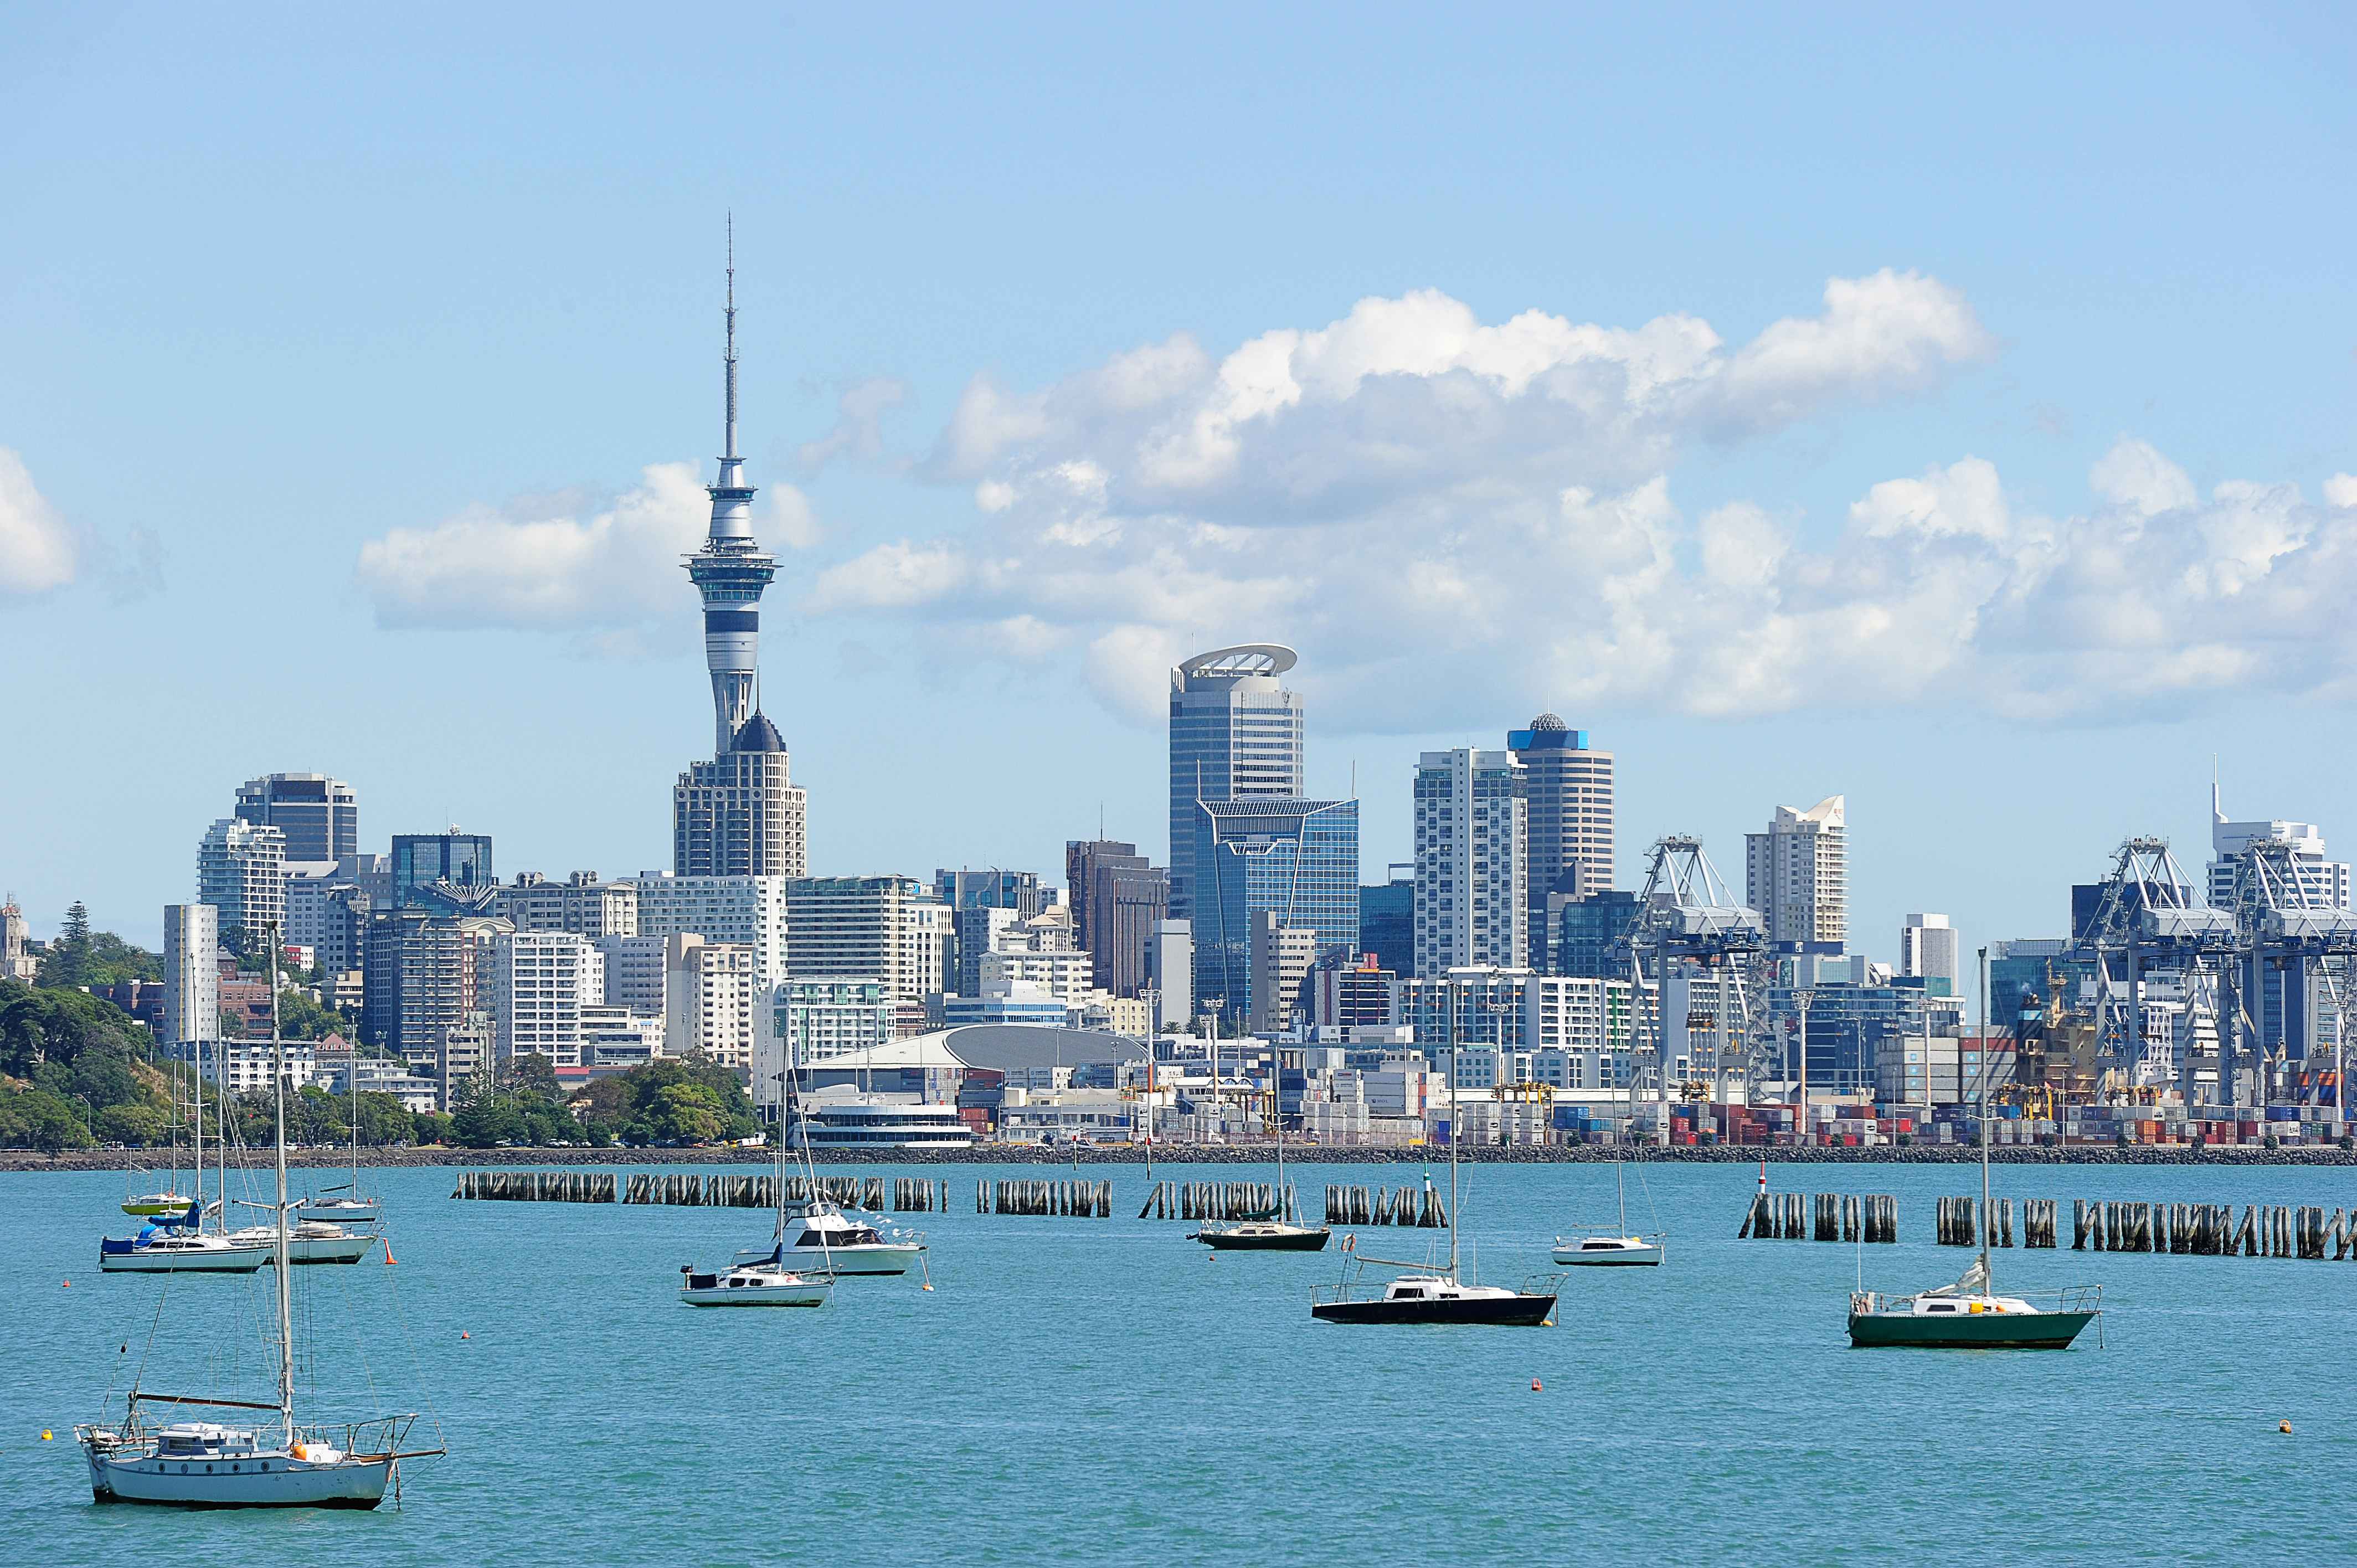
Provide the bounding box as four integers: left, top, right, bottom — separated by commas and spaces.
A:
7, 1157, 2356, 1565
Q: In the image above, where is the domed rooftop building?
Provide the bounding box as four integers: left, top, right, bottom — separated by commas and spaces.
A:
1506, 713, 1615, 967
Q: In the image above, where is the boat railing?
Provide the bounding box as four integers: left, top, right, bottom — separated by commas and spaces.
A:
1519, 1271, 1566, 1298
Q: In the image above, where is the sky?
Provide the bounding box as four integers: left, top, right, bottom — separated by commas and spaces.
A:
2, 4, 2353, 970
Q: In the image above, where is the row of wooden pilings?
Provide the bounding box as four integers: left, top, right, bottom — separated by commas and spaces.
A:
1915, 1196, 2356, 1257
1321, 1184, 1448, 1227
1933, 1196, 2056, 1247
450, 1172, 944, 1211
981, 1179, 1113, 1216
1738, 1192, 1898, 1242
451, 1170, 615, 1203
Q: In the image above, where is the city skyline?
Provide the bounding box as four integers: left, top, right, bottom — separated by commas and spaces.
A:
2, 9, 2351, 962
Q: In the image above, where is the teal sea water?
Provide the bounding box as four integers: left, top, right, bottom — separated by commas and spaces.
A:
5, 1157, 2355, 1566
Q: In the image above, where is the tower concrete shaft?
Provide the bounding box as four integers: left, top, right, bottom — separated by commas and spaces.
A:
685, 226, 778, 756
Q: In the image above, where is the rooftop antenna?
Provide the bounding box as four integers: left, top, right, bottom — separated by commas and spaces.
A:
724, 213, 739, 463
2211, 754, 2222, 824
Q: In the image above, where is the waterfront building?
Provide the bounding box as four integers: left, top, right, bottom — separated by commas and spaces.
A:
1188, 797, 1360, 1025
1066, 840, 1168, 998
942, 979, 1071, 1029
391, 832, 495, 912
785, 876, 946, 1010
197, 817, 286, 950
662, 933, 761, 1072
1310, 956, 1399, 1031
330, 1054, 440, 1112
493, 871, 638, 938
435, 1013, 493, 1110
577, 1004, 665, 1071
1412, 749, 1528, 978
1506, 716, 1615, 936
976, 945, 1098, 1010
1745, 796, 1847, 946
1168, 644, 1305, 925
1357, 867, 1414, 975
776, 978, 894, 1065
673, 714, 807, 878
162, 902, 219, 1046
1898, 912, 1959, 997
234, 772, 358, 869
486, 930, 604, 1069
634, 874, 791, 991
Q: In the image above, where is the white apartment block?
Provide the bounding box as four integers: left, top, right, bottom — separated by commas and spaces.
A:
775, 978, 895, 1064
632, 875, 790, 991
785, 876, 946, 1006
578, 1003, 664, 1069
977, 947, 1097, 1009
1745, 795, 1846, 945
2208, 813, 2352, 909
487, 931, 604, 1069
663, 933, 761, 1072
198, 817, 286, 943
1412, 749, 1529, 978
185, 1038, 323, 1095
1250, 912, 1318, 1035
163, 902, 220, 1045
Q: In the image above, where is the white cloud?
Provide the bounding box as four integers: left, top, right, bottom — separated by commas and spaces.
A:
792, 377, 912, 477
0, 446, 83, 599
2322, 472, 2357, 509
790, 276, 2357, 726
355, 464, 823, 632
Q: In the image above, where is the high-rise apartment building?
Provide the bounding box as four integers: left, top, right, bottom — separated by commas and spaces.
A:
1066, 840, 1168, 998
1899, 913, 1959, 994
1168, 644, 1305, 924
1188, 797, 1359, 1020
784, 876, 946, 1009
234, 773, 358, 869
1506, 716, 1614, 937
162, 903, 219, 1045
775, 979, 894, 1065
2207, 800, 2351, 910
633, 875, 791, 992
1249, 911, 1319, 1035
673, 715, 808, 879
934, 868, 1048, 917
494, 871, 640, 938
593, 934, 670, 1017
663, 933, 761, 1071
361, 910, 511, 1059
1745, 796, 1847, 946
197, 817, 286, 948
486, 930, 604, 1068
1412, 749, 1529, 978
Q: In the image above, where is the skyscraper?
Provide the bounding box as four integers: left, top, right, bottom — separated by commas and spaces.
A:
1168, 644, 1305, 923
1066, 839, 1169, 998
1412, 749, 1528, 977
1744, 796, 1847, 946
673, 714, 807, 878
1899, 913, 1959, 994
1506, 716, 1614, 946
234, 773, 357, 869
162, 902, 219, 1045
197, 817, 286, 948
683, 240, 780, 758
391, 832, 495, 911
1188, 797, 1358, 1019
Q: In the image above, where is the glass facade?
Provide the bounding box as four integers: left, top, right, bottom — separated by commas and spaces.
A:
235, 773, 358, 864
1555, 890, 1640, 978
1190, 798, 1358, 1025
1358, 877, 1414, 974
392, 833, 495, 911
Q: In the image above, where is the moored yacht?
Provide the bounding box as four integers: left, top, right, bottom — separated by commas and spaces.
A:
743, 1196, 924, 1276
99, 1216, 273, 1274
1551, 1233, 1664, 1267
1313, 1271, 1557, 1327
225, 1216, 377, 1266
680, 1246, 831, 1307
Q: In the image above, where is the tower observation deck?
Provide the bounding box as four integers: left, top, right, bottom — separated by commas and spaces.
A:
685, 230, 779, 756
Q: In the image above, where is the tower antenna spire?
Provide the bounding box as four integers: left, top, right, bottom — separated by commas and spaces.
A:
724, 212, 739, 462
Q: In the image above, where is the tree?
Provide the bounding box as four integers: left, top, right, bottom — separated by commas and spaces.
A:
1, 1088, 97, 1151
35, 904, 160, 989
504, 1051, 559, 1100
96, 1102, 169, 1146
276, 988, 343, 1041
639, 1082, 727, 1145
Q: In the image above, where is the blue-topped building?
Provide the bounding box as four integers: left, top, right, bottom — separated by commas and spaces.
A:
1189, 797, 1358, 1024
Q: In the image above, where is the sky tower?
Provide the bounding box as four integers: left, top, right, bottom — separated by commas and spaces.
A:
685, 224, 779, 756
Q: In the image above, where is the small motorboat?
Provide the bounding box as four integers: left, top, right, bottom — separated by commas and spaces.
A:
679, 1252, 832, 1308
755, 1197, 925, 1276
1552, 1232, 1664, 1267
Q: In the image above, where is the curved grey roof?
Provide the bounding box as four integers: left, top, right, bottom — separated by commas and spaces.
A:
732, 712, 788, 752
1530, 712, 1567, 731
939, 1025, 1145, 1073
1177, 643, 1297, 680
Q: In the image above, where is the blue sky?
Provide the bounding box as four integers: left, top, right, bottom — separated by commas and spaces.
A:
3, 4, 2352, 968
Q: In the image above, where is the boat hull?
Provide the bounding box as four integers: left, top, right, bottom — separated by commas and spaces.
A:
680, 1284, 830, 1307
99, 1244, 272, 1273
1313, 1292, 1557, 1327
88, 1453, 390, 1509
1847, 1310, 2094, 1350
1191, 1226, 1331, 1252
1553, 1245, 1663, 1267
780, 1244, 920, 1276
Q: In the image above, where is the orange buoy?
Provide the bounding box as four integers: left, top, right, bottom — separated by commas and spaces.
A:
1531, 1379, 1542, 1392
2281, 1421, 2292, 1434
460, 1331, 470, 1339
383, 1239, 397, 1266
61, 1280, 69, 1288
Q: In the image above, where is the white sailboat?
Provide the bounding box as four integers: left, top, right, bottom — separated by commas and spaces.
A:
101, 1038, 273, 1273
78, 935, 440, 1507
1553, 1053, 1665, 1267
683, 1066, 832, 1306
300, 1075, 380, 1224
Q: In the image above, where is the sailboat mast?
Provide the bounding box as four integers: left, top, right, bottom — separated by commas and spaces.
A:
1448, 1053, 1460, 1280
269, 926, 294, 1448
1978, 945, 1992, 1293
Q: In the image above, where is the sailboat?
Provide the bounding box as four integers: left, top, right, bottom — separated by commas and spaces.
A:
78, 932, 440, 1506
299, 1069, 380, 1225
1553, 1048, 1664, 1266
101, 1038, 274, 1273
121, 1054, 195, 1216
1847, 949, 2100, 1349
681, 1063, 836, 1305
1310, 1060, 1557, 1325
1190, 1043, 1330, 1251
